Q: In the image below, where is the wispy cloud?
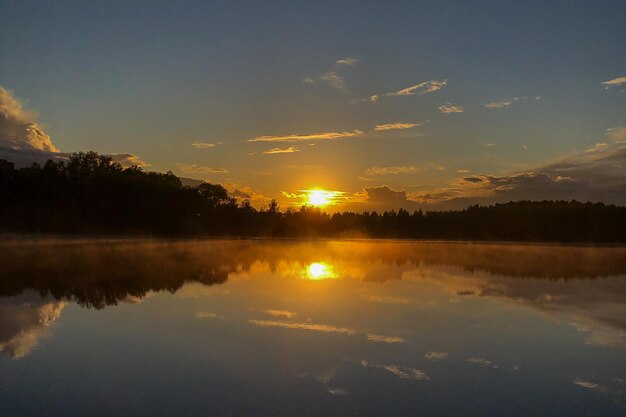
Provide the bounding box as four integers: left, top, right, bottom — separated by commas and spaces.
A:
306, 57, 359, 91
192, 142, 222, 149
425, 352, 448, 361
366, 334, 405, 344
484, 96, 541, 109
320, 71, 346, 92
374, 122, 422, 131
438, 103, 464, 113
249, 130, 364, 143
365, 166, 418, 175
336, 57, 358, 66
177, 163, 228, 175
262, 146, 299, 154
365, 80, 447, 103
248, 319, 356, 335
601, 76, 626, 89
195, 311, 219, 319
264, 309, 296, 318
110, 153, 150, 168
382, 365, 429, 381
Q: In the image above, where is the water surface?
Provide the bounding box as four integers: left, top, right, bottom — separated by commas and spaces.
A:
1, 239, 625, 416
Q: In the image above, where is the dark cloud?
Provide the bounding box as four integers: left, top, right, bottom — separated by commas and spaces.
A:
364, 186, 408, 203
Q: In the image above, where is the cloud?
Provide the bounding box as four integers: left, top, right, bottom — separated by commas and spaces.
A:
336, 57, 358, 66
195, 311, 219, 319
601, 76, 626, 89
320, 71, 346, 92
572, 378, 609, 394
110, 153, 149, 168
191, 142, 219, 149
306, 57, 358, 91
262, 146, 299, 154
364, 80, 447, 103
467, 357, 511, 370
249, 130, 364, 142
406, 128, 626, 209
0, 86, 58, 152
425, 352, 448, 361
364, 185, 410, 203
374, 122, 422, 131
248, 319, 356, 335
0, 86, 153, 169
221, 182, 272, 206
176, 163, 228, 176
0, 147, 66, 168
484, 96, 541, 109
365, 166, 418, 175
0, 292, 66, 359
265, 309, 296, 318
381, 365, 429, 381
366, 333, 405, 344
438, 103, 464, 113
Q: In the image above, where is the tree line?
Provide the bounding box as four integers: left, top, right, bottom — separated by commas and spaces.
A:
1, 151, 625, 242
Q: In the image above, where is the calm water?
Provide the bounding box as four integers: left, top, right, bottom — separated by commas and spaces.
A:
0, 239, 625, 416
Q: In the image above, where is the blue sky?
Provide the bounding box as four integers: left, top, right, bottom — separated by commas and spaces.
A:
1, 0, 625, 209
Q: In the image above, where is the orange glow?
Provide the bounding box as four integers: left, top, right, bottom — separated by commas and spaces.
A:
306, 262, 337, 280
303, 189, 342, 207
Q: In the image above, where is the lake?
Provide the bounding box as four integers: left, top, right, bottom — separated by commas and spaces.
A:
0, 239, 625, 416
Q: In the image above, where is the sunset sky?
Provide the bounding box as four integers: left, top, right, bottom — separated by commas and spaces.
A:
1, 1, 625, 211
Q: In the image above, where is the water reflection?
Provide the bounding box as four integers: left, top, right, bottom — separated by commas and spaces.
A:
0, 239, 625, 416
306, 262, 337, 280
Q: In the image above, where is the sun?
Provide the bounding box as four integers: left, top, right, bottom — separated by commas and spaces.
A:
304, 189, 344, 207
307, 190, 331, 207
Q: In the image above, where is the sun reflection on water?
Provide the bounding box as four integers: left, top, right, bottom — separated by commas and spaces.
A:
306, 262, 337, 280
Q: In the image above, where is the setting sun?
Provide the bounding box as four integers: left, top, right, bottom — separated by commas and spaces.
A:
304, 189, 342, 207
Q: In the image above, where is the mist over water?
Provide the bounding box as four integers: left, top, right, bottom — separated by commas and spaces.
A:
0, 239, 625, 416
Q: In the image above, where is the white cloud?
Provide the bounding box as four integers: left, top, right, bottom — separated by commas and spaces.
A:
248, 129, 364, 142
0, 85, 58, 152
336, 57, 358, 66
438, 103, 464, 113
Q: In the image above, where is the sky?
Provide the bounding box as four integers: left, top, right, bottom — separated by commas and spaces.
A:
1, 0, 625, 211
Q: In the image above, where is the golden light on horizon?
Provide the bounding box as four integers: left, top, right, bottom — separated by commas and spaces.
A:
303, 189, 342, 207
306, 262, 337, 280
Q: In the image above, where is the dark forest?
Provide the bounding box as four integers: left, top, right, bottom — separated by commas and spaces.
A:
1, 152, 625, 242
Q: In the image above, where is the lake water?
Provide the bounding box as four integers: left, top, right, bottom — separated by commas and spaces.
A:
1, 239, 625, 416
